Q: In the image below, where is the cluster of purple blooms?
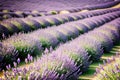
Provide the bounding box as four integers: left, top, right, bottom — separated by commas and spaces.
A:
0, 10, 120, 71
0, 8, 120, 39
93, 53, 120, 80
1, 13, 120, 80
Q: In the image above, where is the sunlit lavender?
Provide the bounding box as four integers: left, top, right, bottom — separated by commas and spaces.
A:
93, 54, 120, 80
0, 0, 120, 80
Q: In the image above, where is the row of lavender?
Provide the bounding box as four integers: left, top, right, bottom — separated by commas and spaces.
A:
93, 54, 120, 80
64, 0, 120, 13
83, 0, 120, 10
1, 14, 120, 80
0, 8, 120, 40
0, 10, 46, 20
0, 0, 120, 20
0, 11, 119, 71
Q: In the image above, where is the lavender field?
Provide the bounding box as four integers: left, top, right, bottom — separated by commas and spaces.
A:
0, 0, 120, 80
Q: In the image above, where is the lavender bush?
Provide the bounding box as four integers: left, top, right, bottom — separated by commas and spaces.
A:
93, 54, 120, 80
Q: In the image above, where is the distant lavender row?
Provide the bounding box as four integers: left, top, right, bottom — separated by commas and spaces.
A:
0, 8, 120, 39
2, 16, 120, 80
0, 11, 119, 71
93, 54, 120, 80
0, 0, 115, 11
82, 0, 120, 10
0, 0, 120, 20
62, 0, 120, 13
0, 10, 46, 21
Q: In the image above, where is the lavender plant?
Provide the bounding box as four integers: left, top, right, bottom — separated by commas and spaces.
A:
1, 52, 81, 80
93, 54, 120, 80
73, 36, 103, 61
55, 43, 90, 72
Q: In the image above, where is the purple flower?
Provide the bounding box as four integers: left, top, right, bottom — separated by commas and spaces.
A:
13, 62, 17, 67
44, 48, 49, 54
27, 54, 31, 60
49, 46, 53, 52
25, 58, 28, 64
30, 56, 33, 62
17, 58, 20, 64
